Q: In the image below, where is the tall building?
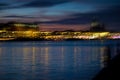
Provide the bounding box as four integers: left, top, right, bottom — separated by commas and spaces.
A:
90, 18, 106, 32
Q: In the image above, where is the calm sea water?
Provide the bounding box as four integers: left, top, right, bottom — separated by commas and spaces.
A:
0, 40, 119, 80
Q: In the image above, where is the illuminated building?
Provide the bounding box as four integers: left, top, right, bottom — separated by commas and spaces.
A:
90, 18, 106, 32
0, 22, 38, 31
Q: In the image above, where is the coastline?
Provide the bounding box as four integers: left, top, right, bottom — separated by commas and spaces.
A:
0, 37, 119, 42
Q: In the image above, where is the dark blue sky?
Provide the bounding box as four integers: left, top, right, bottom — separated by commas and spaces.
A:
0, 0, 120, 31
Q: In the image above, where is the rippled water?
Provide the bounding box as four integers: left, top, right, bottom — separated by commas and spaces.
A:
0, 40, 119, 80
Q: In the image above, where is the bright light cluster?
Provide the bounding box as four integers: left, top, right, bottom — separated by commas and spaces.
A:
0, 31, 120, 40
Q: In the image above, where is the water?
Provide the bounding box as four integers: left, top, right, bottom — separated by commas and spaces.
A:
0, 40, 119, 80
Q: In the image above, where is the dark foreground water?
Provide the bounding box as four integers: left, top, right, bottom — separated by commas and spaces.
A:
0, 40, 119, 80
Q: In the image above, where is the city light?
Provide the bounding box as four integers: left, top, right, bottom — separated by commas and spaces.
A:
0, 30, 120, 41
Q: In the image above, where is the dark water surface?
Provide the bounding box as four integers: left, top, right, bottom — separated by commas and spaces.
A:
0, 40, 119, 80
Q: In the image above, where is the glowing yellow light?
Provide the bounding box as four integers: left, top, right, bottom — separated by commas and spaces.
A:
99, 32, 109, 37
14, 24, 25, 27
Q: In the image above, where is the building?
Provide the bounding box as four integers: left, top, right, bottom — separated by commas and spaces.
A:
90, 18, 106, 32
0, 22, 39, 31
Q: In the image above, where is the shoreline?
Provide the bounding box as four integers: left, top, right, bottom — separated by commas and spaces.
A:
0, 38, 119, 42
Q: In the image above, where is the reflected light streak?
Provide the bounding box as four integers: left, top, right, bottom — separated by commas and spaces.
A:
100, 47, 105, 68
84, 47, 91, 63
44, 47, 49, 66
32, 47, 36, 78
60, 47, 65, 71
32, 47, 36, 66
74, 47, 77, 70
22, 47, 31, 70
0, 48, 2, 60
100, 46, 111, 68
61, 47, 64, 59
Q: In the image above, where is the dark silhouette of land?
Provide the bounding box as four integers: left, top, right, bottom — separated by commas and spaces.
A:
93, 44, 120, 80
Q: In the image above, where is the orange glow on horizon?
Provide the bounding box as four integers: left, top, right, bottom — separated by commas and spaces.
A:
39, 24, 89, 31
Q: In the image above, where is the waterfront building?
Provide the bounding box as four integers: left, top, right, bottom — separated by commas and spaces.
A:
0, 22, 39, 31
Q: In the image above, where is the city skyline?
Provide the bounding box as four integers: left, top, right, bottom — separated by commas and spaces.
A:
0, 0, 120, 31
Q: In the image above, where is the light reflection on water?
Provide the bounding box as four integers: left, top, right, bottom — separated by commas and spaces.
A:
0, 40, 119, 80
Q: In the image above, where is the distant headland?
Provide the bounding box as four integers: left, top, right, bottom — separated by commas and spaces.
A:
0, 19, 120, 41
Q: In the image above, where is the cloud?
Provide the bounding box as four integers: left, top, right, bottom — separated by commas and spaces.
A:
2, 15, 36, 18
39, 15, 90, 25
0, 3, 10, 10
16, 0, 120, 9
98, 5, 120, 14
0, 0, 120, 31
21, 0, 72, 8
0, 0, 72, 10
76, 0, 120, 4
38, 5, 120, 31
0, 3, 8, 6
1, 0, 120, 10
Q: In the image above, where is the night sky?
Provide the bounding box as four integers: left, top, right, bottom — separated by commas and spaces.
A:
0, 0, 120, 31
